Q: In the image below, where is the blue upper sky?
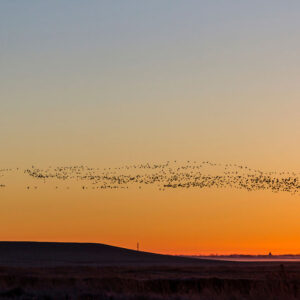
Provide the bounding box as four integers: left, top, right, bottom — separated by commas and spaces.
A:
1, 1, 299, 168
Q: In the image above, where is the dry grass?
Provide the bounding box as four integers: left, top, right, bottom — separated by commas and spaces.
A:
0, 263, 300, 299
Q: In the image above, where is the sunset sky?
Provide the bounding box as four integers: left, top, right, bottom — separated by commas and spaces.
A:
1, 1, 300, 255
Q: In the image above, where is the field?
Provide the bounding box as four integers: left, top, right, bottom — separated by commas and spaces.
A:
0, 243, 300, 299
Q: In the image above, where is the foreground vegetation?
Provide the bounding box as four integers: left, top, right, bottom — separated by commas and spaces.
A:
0, 263, 300, 299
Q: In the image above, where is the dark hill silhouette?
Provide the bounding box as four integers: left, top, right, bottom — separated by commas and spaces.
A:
0, 242, 217, 267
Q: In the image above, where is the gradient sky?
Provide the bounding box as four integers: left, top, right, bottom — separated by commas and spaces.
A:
1, 1, 300, 254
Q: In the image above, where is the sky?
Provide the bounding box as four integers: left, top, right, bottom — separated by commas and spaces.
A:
1, 1, 300, 254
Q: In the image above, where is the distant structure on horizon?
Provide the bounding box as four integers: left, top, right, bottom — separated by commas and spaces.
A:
137, 242, 139, 251
269, 252, 272, 256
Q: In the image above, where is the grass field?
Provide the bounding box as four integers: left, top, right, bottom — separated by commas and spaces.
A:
0, 263, 300, 299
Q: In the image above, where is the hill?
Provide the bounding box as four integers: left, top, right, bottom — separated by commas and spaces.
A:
0, 241, 215, 267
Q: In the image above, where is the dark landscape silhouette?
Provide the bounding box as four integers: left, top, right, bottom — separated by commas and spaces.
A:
0, 242, 300, 299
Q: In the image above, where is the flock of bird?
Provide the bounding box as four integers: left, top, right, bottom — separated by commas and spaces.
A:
0, 161, 299, 195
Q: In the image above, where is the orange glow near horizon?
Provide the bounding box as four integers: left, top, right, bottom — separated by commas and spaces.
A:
1, 171, 300, 255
